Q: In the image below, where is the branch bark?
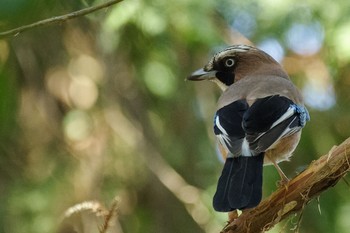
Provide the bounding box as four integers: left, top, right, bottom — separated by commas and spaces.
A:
222, 137, 350, 233
0, 0, 124, 38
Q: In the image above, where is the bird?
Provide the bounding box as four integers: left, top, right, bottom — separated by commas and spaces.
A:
187, 45, 309, 212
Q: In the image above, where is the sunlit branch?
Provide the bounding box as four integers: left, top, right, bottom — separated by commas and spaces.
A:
0, 0, 124, 38
222, 137, 350, 233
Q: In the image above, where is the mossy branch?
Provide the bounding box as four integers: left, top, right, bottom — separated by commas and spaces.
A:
222, 137, 350, 233
0, 0, 124, 38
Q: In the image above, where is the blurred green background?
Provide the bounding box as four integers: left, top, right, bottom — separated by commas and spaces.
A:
1, 0, 350, 232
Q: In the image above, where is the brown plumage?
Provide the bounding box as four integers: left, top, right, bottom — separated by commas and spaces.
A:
188, 45, 309, 212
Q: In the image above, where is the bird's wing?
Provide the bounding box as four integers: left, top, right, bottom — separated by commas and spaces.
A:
212, 95, 309, 211
213, 99, 248, 157
242, 95, 309, 155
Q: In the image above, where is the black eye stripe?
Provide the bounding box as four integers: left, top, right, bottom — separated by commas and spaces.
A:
216, 72, 235, 86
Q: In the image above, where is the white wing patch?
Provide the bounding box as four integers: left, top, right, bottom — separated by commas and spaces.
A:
241, 138, 252, 157
215, 116, 228, 135
215, 115, 253, 158
270, 106, 295, 128
215, 116, 232, 150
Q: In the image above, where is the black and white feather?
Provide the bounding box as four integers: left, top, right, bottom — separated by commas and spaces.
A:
212, 95, 309, 211
214, 95, 309, 158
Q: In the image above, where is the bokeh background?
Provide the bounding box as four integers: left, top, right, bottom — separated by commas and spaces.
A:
1, 0, 350, 232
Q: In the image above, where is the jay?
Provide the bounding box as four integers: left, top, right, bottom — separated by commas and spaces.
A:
187, 45, 309, 212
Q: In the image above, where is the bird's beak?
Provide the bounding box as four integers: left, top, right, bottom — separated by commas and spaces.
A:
187, 68, 216, 81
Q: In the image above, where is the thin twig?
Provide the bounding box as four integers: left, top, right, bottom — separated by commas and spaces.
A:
99, 197, 120, 233
63, 200, 107, 219
0, 0, 124, 38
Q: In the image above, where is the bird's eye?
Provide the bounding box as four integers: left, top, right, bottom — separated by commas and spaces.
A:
224, 58, 235, 67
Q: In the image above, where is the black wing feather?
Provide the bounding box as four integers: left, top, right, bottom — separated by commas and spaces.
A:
243, 95, 304, 155
213, 95, 309, 211
246, 115, 296, 153
214, 99, 248, 155
242, 95, 293, 133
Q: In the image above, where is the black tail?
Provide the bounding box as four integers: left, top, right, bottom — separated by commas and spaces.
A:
213, 153, 264, 212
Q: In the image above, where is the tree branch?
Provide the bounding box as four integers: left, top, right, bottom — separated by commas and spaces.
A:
0, 0, 124, 38
222, 137, 350, 233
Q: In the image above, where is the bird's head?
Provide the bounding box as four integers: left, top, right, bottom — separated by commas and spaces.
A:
187, 45, 287, 91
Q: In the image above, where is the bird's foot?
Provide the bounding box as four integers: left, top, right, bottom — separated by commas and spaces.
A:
270, 159, 290, 188
228, 210, 241, 222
